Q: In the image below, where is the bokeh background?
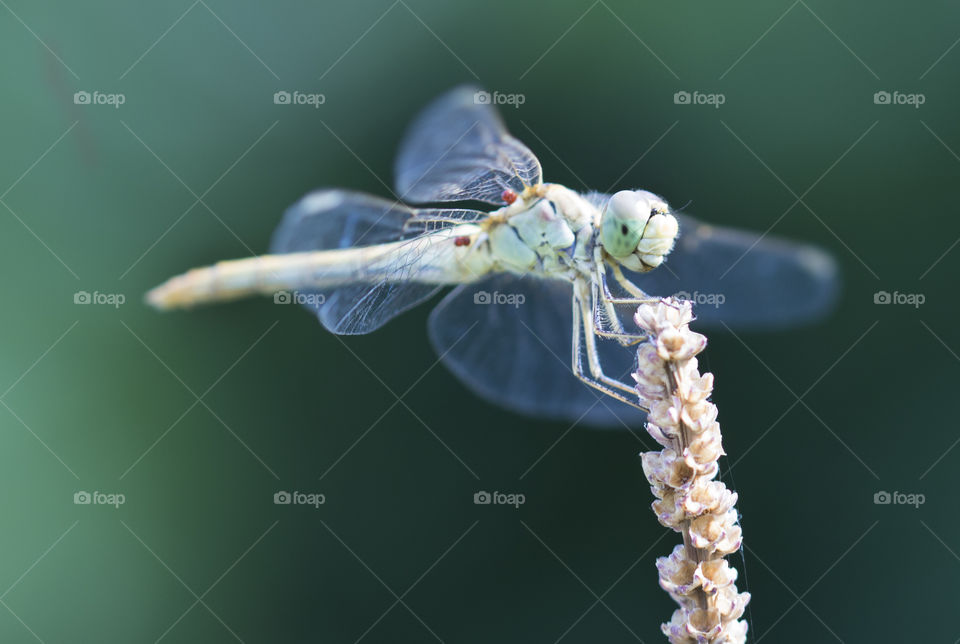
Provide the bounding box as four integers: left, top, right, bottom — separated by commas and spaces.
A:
1, 1, 957, 641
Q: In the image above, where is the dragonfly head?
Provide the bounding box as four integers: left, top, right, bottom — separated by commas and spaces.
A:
599, 190, 679, 272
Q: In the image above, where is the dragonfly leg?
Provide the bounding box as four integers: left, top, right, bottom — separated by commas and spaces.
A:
601, 266, 689, 317
591, 280, 648, 346
591, 256, 658, 346
595, 254, 660, 305
609, 262, 646, 298
571, 287, 649, 412
593, 258, 693, 343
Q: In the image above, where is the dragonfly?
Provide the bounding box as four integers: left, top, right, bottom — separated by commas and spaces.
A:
148, 86, 838, 428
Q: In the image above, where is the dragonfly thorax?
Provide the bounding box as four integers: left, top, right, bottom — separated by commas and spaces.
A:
484, 184, 597, 279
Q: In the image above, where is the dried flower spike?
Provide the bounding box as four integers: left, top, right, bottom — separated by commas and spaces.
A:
634, 298, 750, 643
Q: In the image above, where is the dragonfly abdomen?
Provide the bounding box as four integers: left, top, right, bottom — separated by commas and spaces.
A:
145, 252, 349, 309
147, 225, 493, 310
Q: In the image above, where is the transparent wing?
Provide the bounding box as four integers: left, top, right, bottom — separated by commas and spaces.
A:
302, 281, 442, 335
585, 192, 840, 330
428, 273, 648, 428
394, 86, 543, 206
270, 189, 485, 335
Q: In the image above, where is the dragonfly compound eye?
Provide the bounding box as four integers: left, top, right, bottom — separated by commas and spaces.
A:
600, 190, 650, 258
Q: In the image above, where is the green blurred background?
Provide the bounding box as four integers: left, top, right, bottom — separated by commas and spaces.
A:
1, 1, 957, 641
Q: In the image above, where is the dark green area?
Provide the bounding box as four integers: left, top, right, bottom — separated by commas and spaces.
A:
1, 1, 957, 641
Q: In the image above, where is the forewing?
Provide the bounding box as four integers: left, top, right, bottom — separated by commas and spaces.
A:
428, 273, 648, 428
394, 86, 543, 206
270, 189, 484, 334
585, 192, 840, 329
